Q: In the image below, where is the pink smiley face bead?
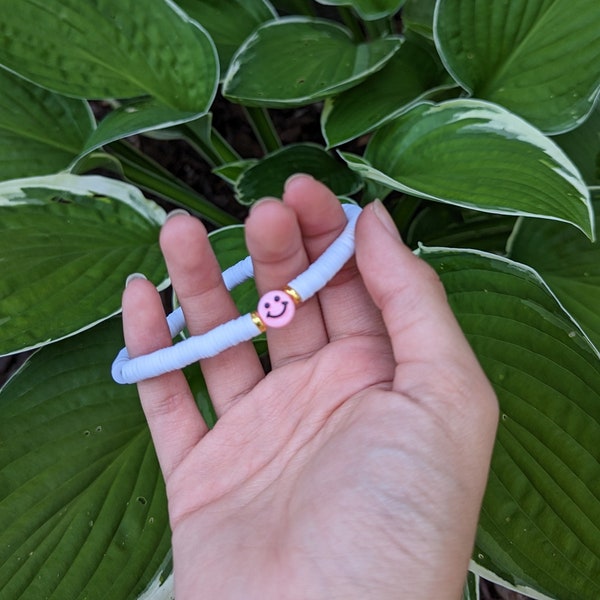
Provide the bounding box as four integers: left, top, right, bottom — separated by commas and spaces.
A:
257, 290, 295, 328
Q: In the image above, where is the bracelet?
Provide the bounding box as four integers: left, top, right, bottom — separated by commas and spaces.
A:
111, 203, 362, 384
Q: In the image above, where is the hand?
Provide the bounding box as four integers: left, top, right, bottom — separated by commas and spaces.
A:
122, 175, 498, 600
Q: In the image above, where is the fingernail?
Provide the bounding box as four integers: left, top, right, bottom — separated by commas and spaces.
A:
250, 197, 279, 214
284, 173, 314, 191
164, 208, 190, 222
372, 199, 400, 239
125, 273, 147, 287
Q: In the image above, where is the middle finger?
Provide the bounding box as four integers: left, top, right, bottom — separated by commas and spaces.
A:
245, 199, 328, 367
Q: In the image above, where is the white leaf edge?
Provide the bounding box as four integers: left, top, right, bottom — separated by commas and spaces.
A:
137, 573, 174, 600
321, 83, 456, 148
222, 16, 402, 106
415, 244, 600, 360
463, 570, 481, 600
469, 562, 557, 600
432, 0, 600, 135
0, 173, 169, 356
233, 142, 362, 204
423, 244, 600, 599
314, 0, 405, 21
0, 173, 166, 224
69, 0, 225, 161
341, 99, 595, 239
135, 540, 559, 600
74, 104, 203, 164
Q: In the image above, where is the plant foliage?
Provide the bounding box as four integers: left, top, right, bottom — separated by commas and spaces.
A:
0, 1, 599, 598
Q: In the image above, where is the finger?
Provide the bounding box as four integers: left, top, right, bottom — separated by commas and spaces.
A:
123, 277, 208, 480
355, 201, 495, 401
245, 198, 328, 367
283, 175, 386, 341
160, 214, 264, 415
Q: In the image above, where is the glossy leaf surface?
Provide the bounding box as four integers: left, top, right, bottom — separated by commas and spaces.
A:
322, 38, 448, 147
554, 107, 600, 186
234, 143, 363, 205
345, 100, 593, 237
406, 204, 515, 253
434, 0, 600, 133
509, 196, 600, 351
213, 160, 258, 185
80, 99, 198, 159
0, 319, 171, 599
314, 0, 405, 20
0, 0, 218, 112
0, 69, 94, 180
402, 0, 436, 38
0, 175, 167, 355
421, 247, 600, 600
174, 0, 276, 71
223, 17, 401, 107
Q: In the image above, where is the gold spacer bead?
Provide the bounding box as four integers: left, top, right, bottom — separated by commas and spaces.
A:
284, 286, 302, 305
251, 311, 267, 333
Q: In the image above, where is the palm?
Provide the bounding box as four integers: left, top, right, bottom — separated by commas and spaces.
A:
166, 337, 487, 598
122, 177, 497, 599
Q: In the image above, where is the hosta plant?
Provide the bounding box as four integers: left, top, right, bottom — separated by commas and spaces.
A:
1, 0, 599, 599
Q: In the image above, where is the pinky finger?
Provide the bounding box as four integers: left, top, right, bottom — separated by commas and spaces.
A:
122, 276, 208, 480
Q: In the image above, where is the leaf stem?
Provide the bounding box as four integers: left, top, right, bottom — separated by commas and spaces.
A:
364, 17, 393, 39
209, 129, 241, 164
109, 141, 240, 227
337, 7, 364, 42
183, 122, 241, 167
389, 194, 422, 238
243, 106, 282, 154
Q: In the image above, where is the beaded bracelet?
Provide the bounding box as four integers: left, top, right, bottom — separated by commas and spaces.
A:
112, 203, 361, 384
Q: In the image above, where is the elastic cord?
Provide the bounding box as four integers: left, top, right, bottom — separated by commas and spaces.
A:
112, 204, 361, 384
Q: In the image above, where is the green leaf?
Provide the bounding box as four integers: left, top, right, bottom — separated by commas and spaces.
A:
213, 159, 258, 185
402, 0, 436, 39
508, 195, 600, 352
0, 319, 171, 599
322, 38, 450, 147
343, 99, 594, 238
314, 0, 405, 20
71, 151, 124, 177
79, 98, 199, 160
554, 106, 600, 186
223, 17, 401, 107
209, 225, 259, 316
234, 143, 363, 205
420, 246, 600, 600
434, 0, 600, 134
0, 175, 167, 355
406, 204, 515, 253
0, 0, 218, 112
462, 571, 480, 600
174, 0, 276, 72
0, 69, 94, 181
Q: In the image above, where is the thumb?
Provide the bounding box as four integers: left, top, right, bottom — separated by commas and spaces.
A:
355, 201, 479, 375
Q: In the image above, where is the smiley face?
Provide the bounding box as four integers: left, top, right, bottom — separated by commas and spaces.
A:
257, 290, 295, 328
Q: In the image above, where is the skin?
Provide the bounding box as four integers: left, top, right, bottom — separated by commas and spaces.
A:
122, 175, 498, 600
